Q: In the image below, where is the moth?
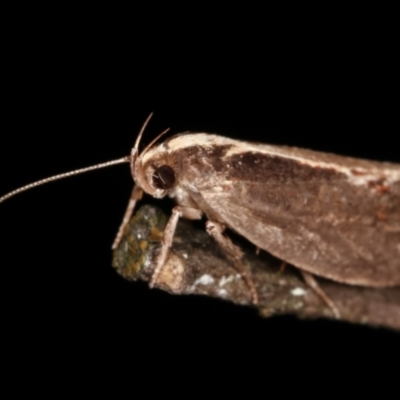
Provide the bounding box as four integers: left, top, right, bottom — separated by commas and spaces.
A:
1, 114, 400, 312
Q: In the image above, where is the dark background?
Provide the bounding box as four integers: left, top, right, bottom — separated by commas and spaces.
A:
1, 10, 398, 389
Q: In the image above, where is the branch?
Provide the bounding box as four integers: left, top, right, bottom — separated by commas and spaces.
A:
112, 205, 400, 330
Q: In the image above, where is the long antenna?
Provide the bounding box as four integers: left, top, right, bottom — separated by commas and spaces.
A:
140, 127, 170, 157
0, 156, 130, 204
133, 112, 154, 153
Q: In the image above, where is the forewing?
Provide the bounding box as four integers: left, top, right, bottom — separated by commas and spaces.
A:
195, 179, 400, 287
171, 136, 400, 287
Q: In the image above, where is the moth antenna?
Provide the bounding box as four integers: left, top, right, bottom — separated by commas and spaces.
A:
132, 127, 170, 185
131, 112, 170, 161
129, 113, 170, 195
1, 113, 158, 204
139, 127, 171, 158
133, 112, 154, 155
0, 156, 130, 204
130, 112, 160, 176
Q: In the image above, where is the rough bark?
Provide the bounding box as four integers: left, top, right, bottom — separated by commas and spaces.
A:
112, 205, 400, 330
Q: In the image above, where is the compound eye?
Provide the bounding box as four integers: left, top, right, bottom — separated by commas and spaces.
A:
152, 165, 176, 190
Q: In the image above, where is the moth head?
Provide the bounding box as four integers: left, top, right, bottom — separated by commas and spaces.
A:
131, 118, 175, 199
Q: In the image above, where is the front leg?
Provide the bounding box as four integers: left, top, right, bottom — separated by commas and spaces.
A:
112, 184, 143, 250
301, 271, 340, 319
150, 206, 202, 288
206, 221, 258, 304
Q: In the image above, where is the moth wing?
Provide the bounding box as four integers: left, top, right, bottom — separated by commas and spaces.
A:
193, 181, 400, 287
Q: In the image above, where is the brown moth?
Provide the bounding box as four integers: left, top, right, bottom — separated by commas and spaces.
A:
122, 126, 400, 303
1, 115, 400, 311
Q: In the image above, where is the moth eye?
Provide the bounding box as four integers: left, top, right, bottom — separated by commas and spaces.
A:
152, 165, 176, 190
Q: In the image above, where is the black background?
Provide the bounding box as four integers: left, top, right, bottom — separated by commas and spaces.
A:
1, 9, 398, 391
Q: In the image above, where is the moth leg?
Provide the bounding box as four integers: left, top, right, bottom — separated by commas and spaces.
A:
150, 206, 203, 288
205, 221, 258, 304
112, 185, 143, 250
301, 271, 340, 319
279, 261, 287, 273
